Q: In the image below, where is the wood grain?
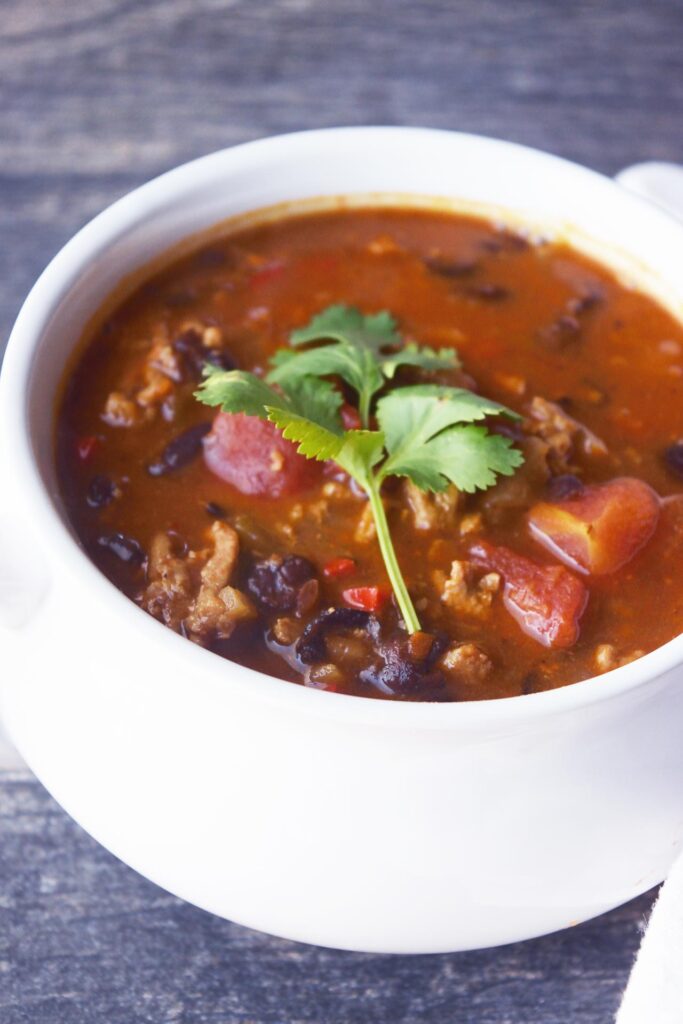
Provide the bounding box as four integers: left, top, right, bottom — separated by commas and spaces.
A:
2, 0, 680, 1019
0, 770, 653, 1024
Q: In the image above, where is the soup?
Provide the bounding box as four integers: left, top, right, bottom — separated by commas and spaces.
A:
56, 207, 683, 700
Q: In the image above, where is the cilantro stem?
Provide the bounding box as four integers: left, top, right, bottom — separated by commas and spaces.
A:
359, 389, 372, 430
365, 476, 421, 634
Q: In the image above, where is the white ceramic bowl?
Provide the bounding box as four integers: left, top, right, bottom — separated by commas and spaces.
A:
3, 128, 683, 954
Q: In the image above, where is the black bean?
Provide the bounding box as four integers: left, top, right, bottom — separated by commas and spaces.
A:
297, 607, 379, 664
503, 232, 530, 251
360, 638, 447, 699
521, 672, 539, 695
194, 247, 228, 268
205, 501, 228, 519
665, 441, 683, 480
86, 474, 117, 509
205, 348, 236, 372
96, 532, 145, 565
545, 474, 584, 501
147, 422, 212, 477
567, 291, 603, 316
424, 256, 477, 278
164, 289, 198, 307
481, 232, 529, 253
173, 328, 236, 380
247, 554, 317, 613
466, 283, 509, 302
537, 314, 581, 349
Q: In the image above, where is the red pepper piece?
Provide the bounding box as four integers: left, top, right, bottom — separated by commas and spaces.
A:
470, 540, 588, 649
323, 556, 356, 579
342, 585, 391, 613
76, 435, 99, 461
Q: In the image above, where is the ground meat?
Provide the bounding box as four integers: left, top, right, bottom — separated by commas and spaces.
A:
137, 337, 181, 408
593, 644, 645, 674
459, 512, 483, 536
102, 333, 184, 426
143, 522, 254, 640
439, 643, 493, 689
143, 532, 194, 630
247, 554, 317, 613
403, 479, 461, 531
436, 559, 501, 619
304, 662, 345, 690
102, 391, 142, 428
354, 502, 376, 544
271, 616, 301, 645
526, 396, 607, 471
481, 435, 551, 522
200, 521, 240, 590
186, 583, 255, 639
101, 324, 229, 430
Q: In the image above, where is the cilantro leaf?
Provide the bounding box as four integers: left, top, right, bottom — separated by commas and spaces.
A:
195, 367, 343, 435
265, 407, 345, 461
381, 343, 461, 379
270, 304, 460, 427
381, 424, 524, 493
196, 366, 290, 418
335, 430, 386, 486
195, 308, 524, 635
378, 384, 518, 455
268, 340, 384, 412
290, 304, 402, 353
278, 375, 343, 434
378, 384, 522, 492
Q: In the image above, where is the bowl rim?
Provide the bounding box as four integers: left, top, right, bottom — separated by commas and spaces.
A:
4, 124, 683, 731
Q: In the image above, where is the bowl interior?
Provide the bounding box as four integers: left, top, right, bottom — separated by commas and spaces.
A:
6, 126, 683, 723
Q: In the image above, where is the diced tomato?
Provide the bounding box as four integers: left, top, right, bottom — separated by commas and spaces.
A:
528, 477, 660, 575
203, 411, 321, 497
342, 585, 391, 613
341, 403, 362, 430
76, 435, 99, 461
470, 540, 588, 649
324, 556, 356, 579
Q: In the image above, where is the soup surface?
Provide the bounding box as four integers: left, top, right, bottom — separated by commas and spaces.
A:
57, 207, 683, 701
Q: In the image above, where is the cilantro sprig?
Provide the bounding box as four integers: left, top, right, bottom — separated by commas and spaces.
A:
196, 305, 523, 633
269, 304, 460, 427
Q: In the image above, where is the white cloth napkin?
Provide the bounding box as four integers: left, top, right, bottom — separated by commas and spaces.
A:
617, 856, 683, 1022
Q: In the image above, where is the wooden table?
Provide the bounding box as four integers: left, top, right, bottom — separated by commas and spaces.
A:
2, 1, 681, 1020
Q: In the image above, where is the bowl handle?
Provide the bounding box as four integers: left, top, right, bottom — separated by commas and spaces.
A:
616, 161, 683, 222
0, 518, 50, 631
0, 520, 46, 768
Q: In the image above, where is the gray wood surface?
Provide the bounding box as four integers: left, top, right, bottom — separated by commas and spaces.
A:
2, 0, 681, 1020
